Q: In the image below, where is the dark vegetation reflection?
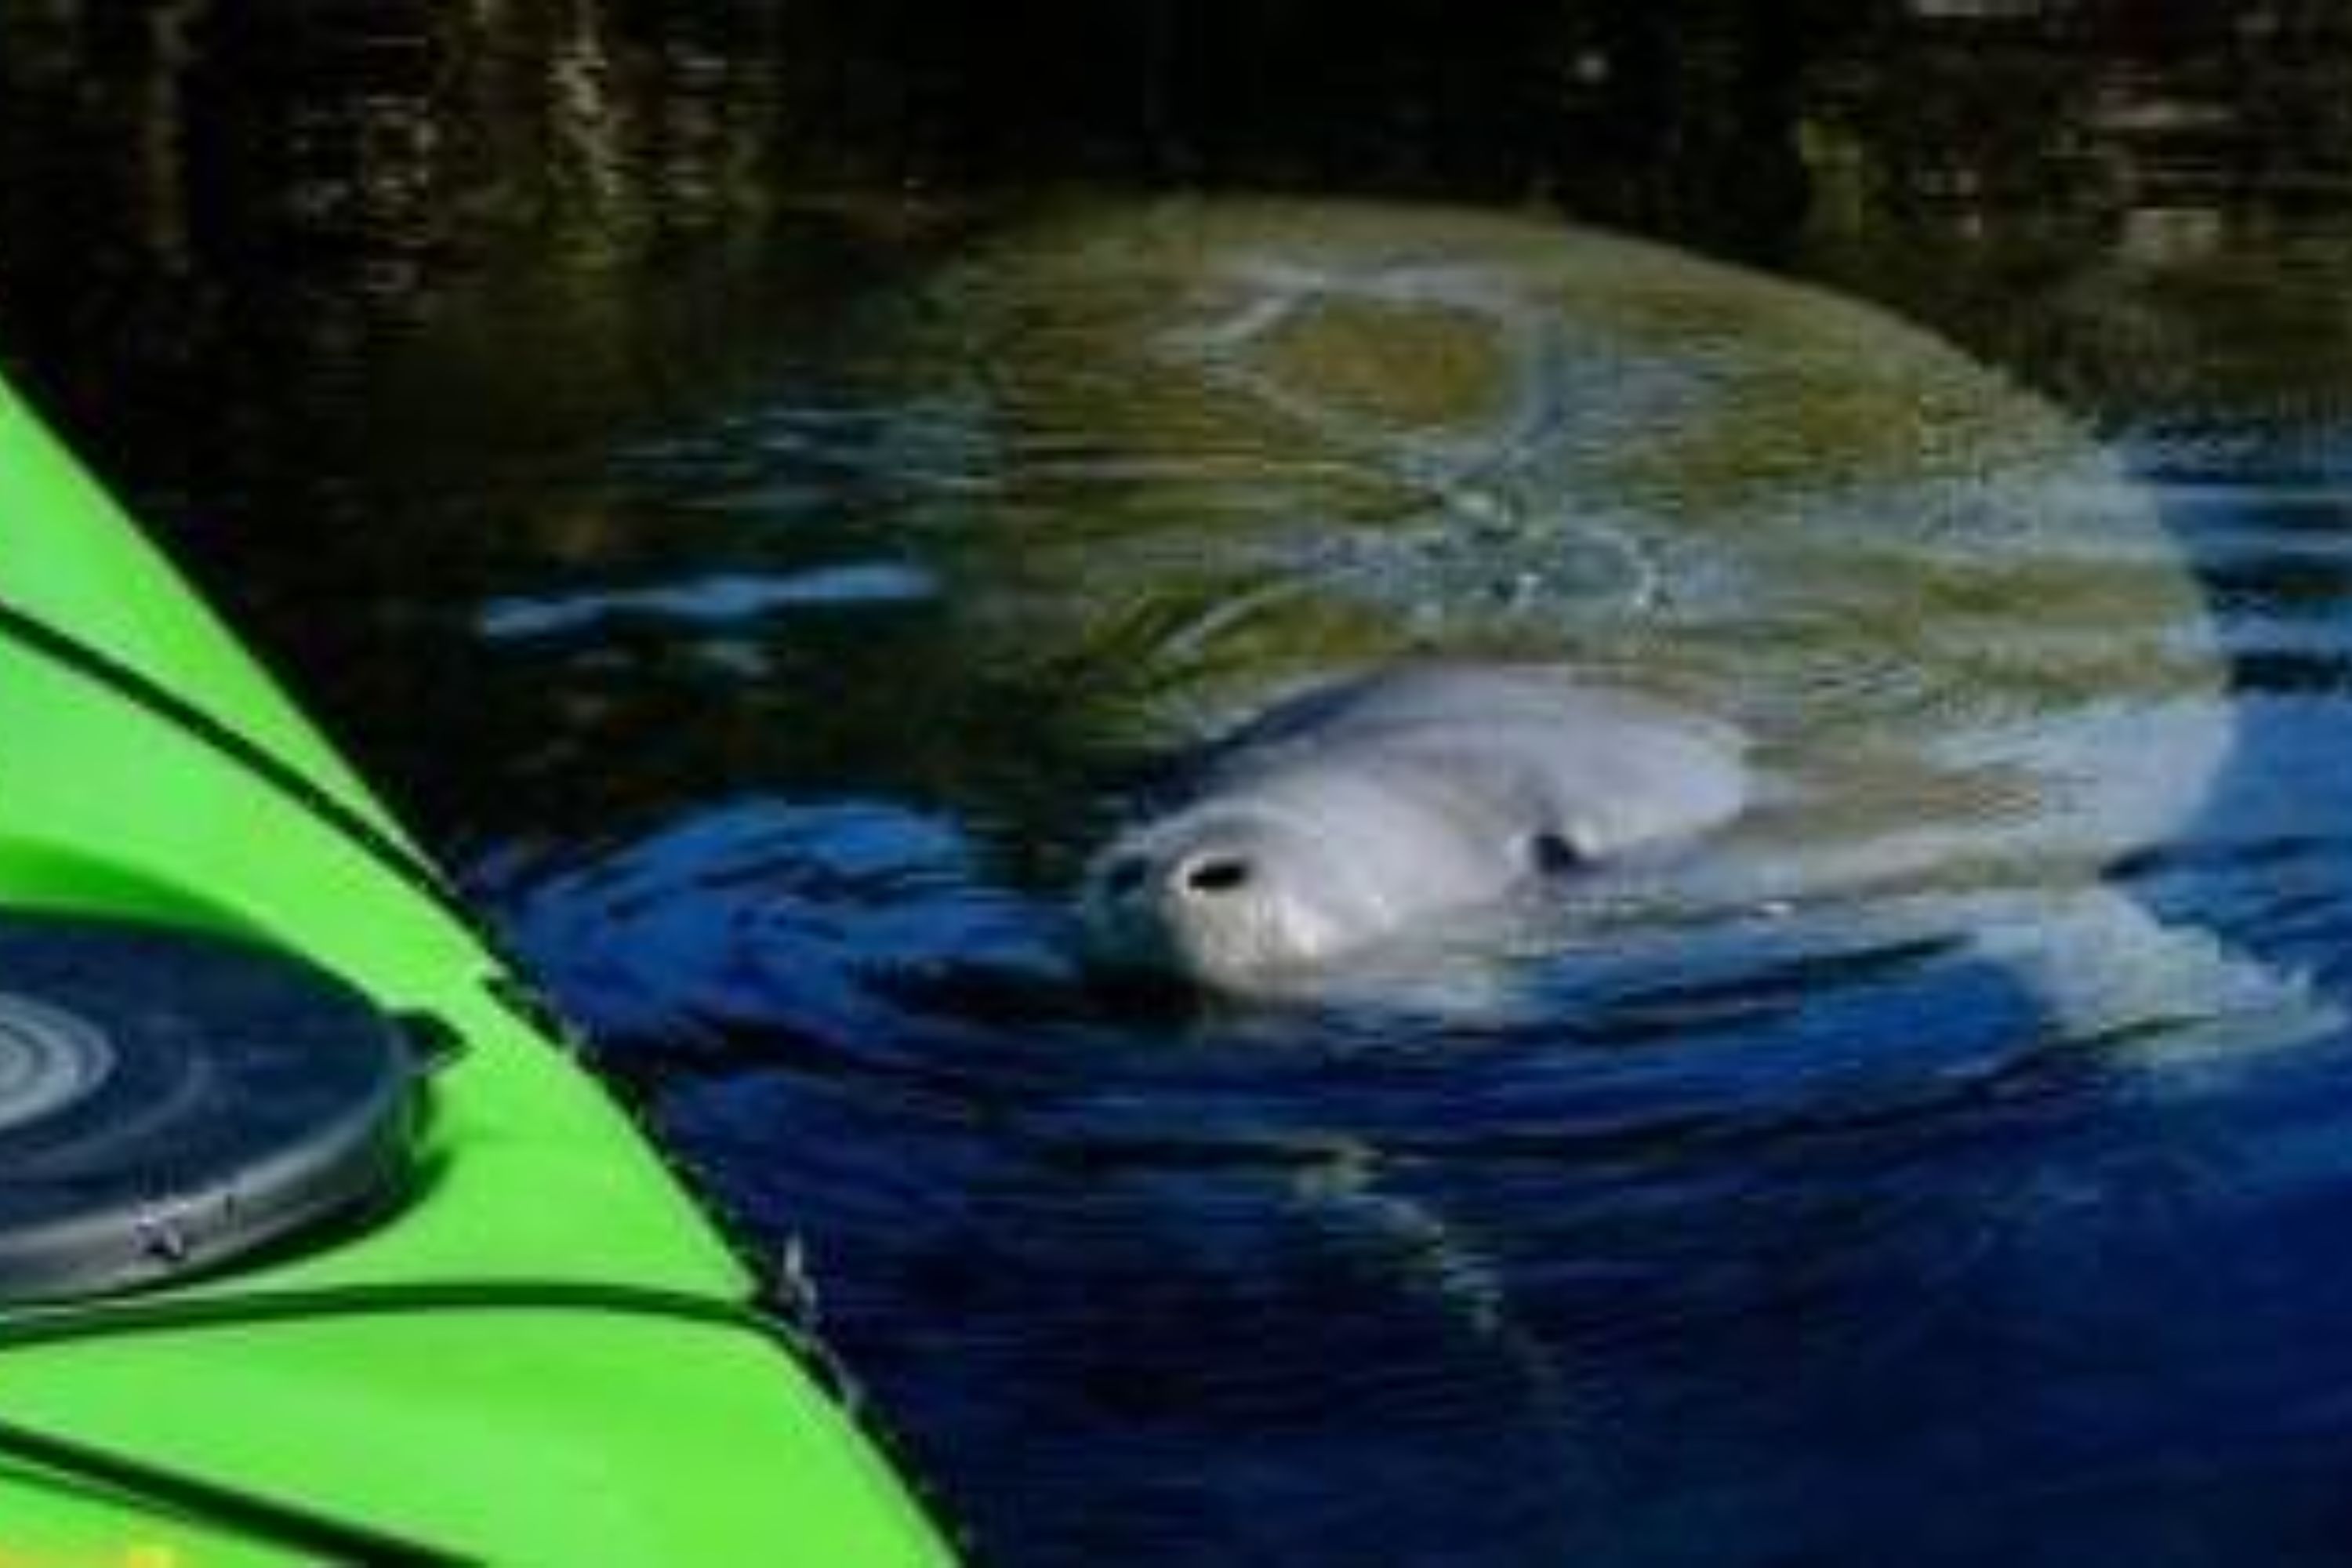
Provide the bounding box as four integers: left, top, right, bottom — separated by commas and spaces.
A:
9, 5, 2352, 1565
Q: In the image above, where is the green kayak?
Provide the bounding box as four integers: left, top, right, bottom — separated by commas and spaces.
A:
0, 368, 959, 1563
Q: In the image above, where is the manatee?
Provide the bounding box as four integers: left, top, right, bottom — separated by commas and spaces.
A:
874, 195, 2329, 1049
841, 196, 2337, 1463
1081, 663, 1748, 997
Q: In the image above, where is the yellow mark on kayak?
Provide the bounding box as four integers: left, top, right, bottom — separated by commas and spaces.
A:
0, 1544, 183, 1568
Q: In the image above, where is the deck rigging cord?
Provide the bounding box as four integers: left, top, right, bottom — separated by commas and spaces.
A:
0, 595, 467, 927
0, 1278, 866, 1563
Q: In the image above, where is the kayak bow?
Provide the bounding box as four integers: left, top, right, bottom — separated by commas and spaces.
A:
0, 368, 957, 1565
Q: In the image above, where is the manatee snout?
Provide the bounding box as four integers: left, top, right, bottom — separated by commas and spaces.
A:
1098, 842, 1255, 905
1078, 664, 1749, 1000
1080, 805, 1370, 993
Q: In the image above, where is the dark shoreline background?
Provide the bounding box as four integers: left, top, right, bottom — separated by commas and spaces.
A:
8, 3, 2351, 408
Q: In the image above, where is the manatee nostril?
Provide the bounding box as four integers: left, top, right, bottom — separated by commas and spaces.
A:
1181, 856, 1252, 895
1103, 856, 1151, 898
1528, 830, 1585, 874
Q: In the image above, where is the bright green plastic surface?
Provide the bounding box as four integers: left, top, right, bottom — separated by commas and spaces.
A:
0, 373, 957, 1565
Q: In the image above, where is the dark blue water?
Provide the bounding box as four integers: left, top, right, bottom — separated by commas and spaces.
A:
9, 8, 2352, 1564
431, 218, 2352, 1566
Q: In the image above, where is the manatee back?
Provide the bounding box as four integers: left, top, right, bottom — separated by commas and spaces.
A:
892, 197, 2224, 895
1186, 665, 1749, 862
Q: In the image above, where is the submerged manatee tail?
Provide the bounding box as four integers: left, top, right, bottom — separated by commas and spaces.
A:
1967, 885, 2343, 1065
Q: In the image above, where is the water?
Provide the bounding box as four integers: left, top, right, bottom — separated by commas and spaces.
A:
8, 5, 2352, 1564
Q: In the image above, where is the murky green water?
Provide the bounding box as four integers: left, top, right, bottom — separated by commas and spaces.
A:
8, 5, 2352, 1563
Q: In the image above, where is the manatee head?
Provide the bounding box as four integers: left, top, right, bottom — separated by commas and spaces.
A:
1077, 666, 1754, 1001
1080, 799, 1419, 996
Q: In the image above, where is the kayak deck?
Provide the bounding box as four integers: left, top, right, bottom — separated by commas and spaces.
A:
0, 376, 956, 1562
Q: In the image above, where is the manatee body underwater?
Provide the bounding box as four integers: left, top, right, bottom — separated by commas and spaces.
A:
881, 194, 2327, 1046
